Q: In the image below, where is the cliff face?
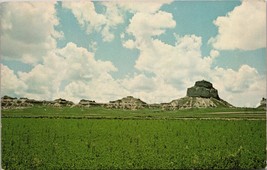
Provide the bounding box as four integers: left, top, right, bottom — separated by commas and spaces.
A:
187, 80, 220, 99
160, 80, 233, 110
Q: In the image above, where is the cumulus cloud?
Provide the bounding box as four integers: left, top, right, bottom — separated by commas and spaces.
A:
130, 34, 211, 84
126, 11, 176, 45
123, 11, 210, 86
1, 64, 26, 97
118, 0, 172, 14
209, 0, 266, 50
56, 74, 128, 103
2, 42, 119, 102
211, 65, 266, 107
122, 9, 176, 54
0, 2, 62, 64
62, 1, 124, 42
123, 39, 135, 49
120, 74, 180, 103
62, 0, 173, 42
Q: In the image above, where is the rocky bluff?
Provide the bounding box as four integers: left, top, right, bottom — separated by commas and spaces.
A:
1, 96, 74, 109
1, 80, 236, 110
165, 80, 233, 110
187, 80, 219, 99
107, 96, 147, 110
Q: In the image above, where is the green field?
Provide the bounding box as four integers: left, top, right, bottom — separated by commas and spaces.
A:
2, 106, 266, 119
1, 107, 266, 169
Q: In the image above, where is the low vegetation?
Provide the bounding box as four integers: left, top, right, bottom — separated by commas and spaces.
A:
1, 106, 266, 169
1, 106, 266, 119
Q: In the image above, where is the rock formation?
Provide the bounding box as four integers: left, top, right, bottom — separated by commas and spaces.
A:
0, 81, 234, 110
77, 99, 103, 107
187, 80, 220, 99
1, 96, 33, 109
1, 96, 75, 109
53, 98, 74, 107
161, 80, 233, 110
106, 96, 147, 110
164, 97, 232, 110
257, 98, 266, 109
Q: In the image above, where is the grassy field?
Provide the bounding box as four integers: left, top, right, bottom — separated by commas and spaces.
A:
1, 106, 266, 119
1, 107, 266, 169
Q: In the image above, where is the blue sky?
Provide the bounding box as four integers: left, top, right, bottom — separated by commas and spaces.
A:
0, 0, 266, 107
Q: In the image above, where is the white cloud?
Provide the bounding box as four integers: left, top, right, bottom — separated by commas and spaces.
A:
62, 1, 124, 42
133, 34, 209, 84
21, 54, 40, 65
122, 9, 176, 57
210, 49, 219, 58
121, 74, 157, 92
213, 65, 260, 93
62, 1, 106, 32
209, 0, 266, 50
127, 11, 176, 44
1, 64, 27, 97
6, 42, 118, 101
123, 39, 135, 49
211, 65, 266, 107
18, 64, 57, 99
120, 74, 180, 103
124, 11, 208, 85
56, 42, 117, 81
0, 2, 62, 63
62, 1, 173, 42
118, 0, 172, 14
88, 41, 98, 53
56, 74, 128, 103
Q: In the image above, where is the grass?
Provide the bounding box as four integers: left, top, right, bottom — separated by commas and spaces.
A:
1, 106, 266, 169
2, 118, 266, 169
1, 106, 266, 120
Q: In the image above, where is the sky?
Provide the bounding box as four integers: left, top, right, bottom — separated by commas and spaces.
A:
0, 0, 266, 107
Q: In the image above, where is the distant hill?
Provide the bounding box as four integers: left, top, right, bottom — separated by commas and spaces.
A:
1, 80, 235, 110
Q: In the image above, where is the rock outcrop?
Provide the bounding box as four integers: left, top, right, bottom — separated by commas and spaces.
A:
187, 80, 219, 99
257, 98, 266, 109
53, 98, 74, 107
163, 97, 233, 110
106, 96, 147, 110
77, 99, 103, 107
161, 80, 233, 110
1, 81, 233, 110
1, 96, 33, 109
1, 96, 75, 109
